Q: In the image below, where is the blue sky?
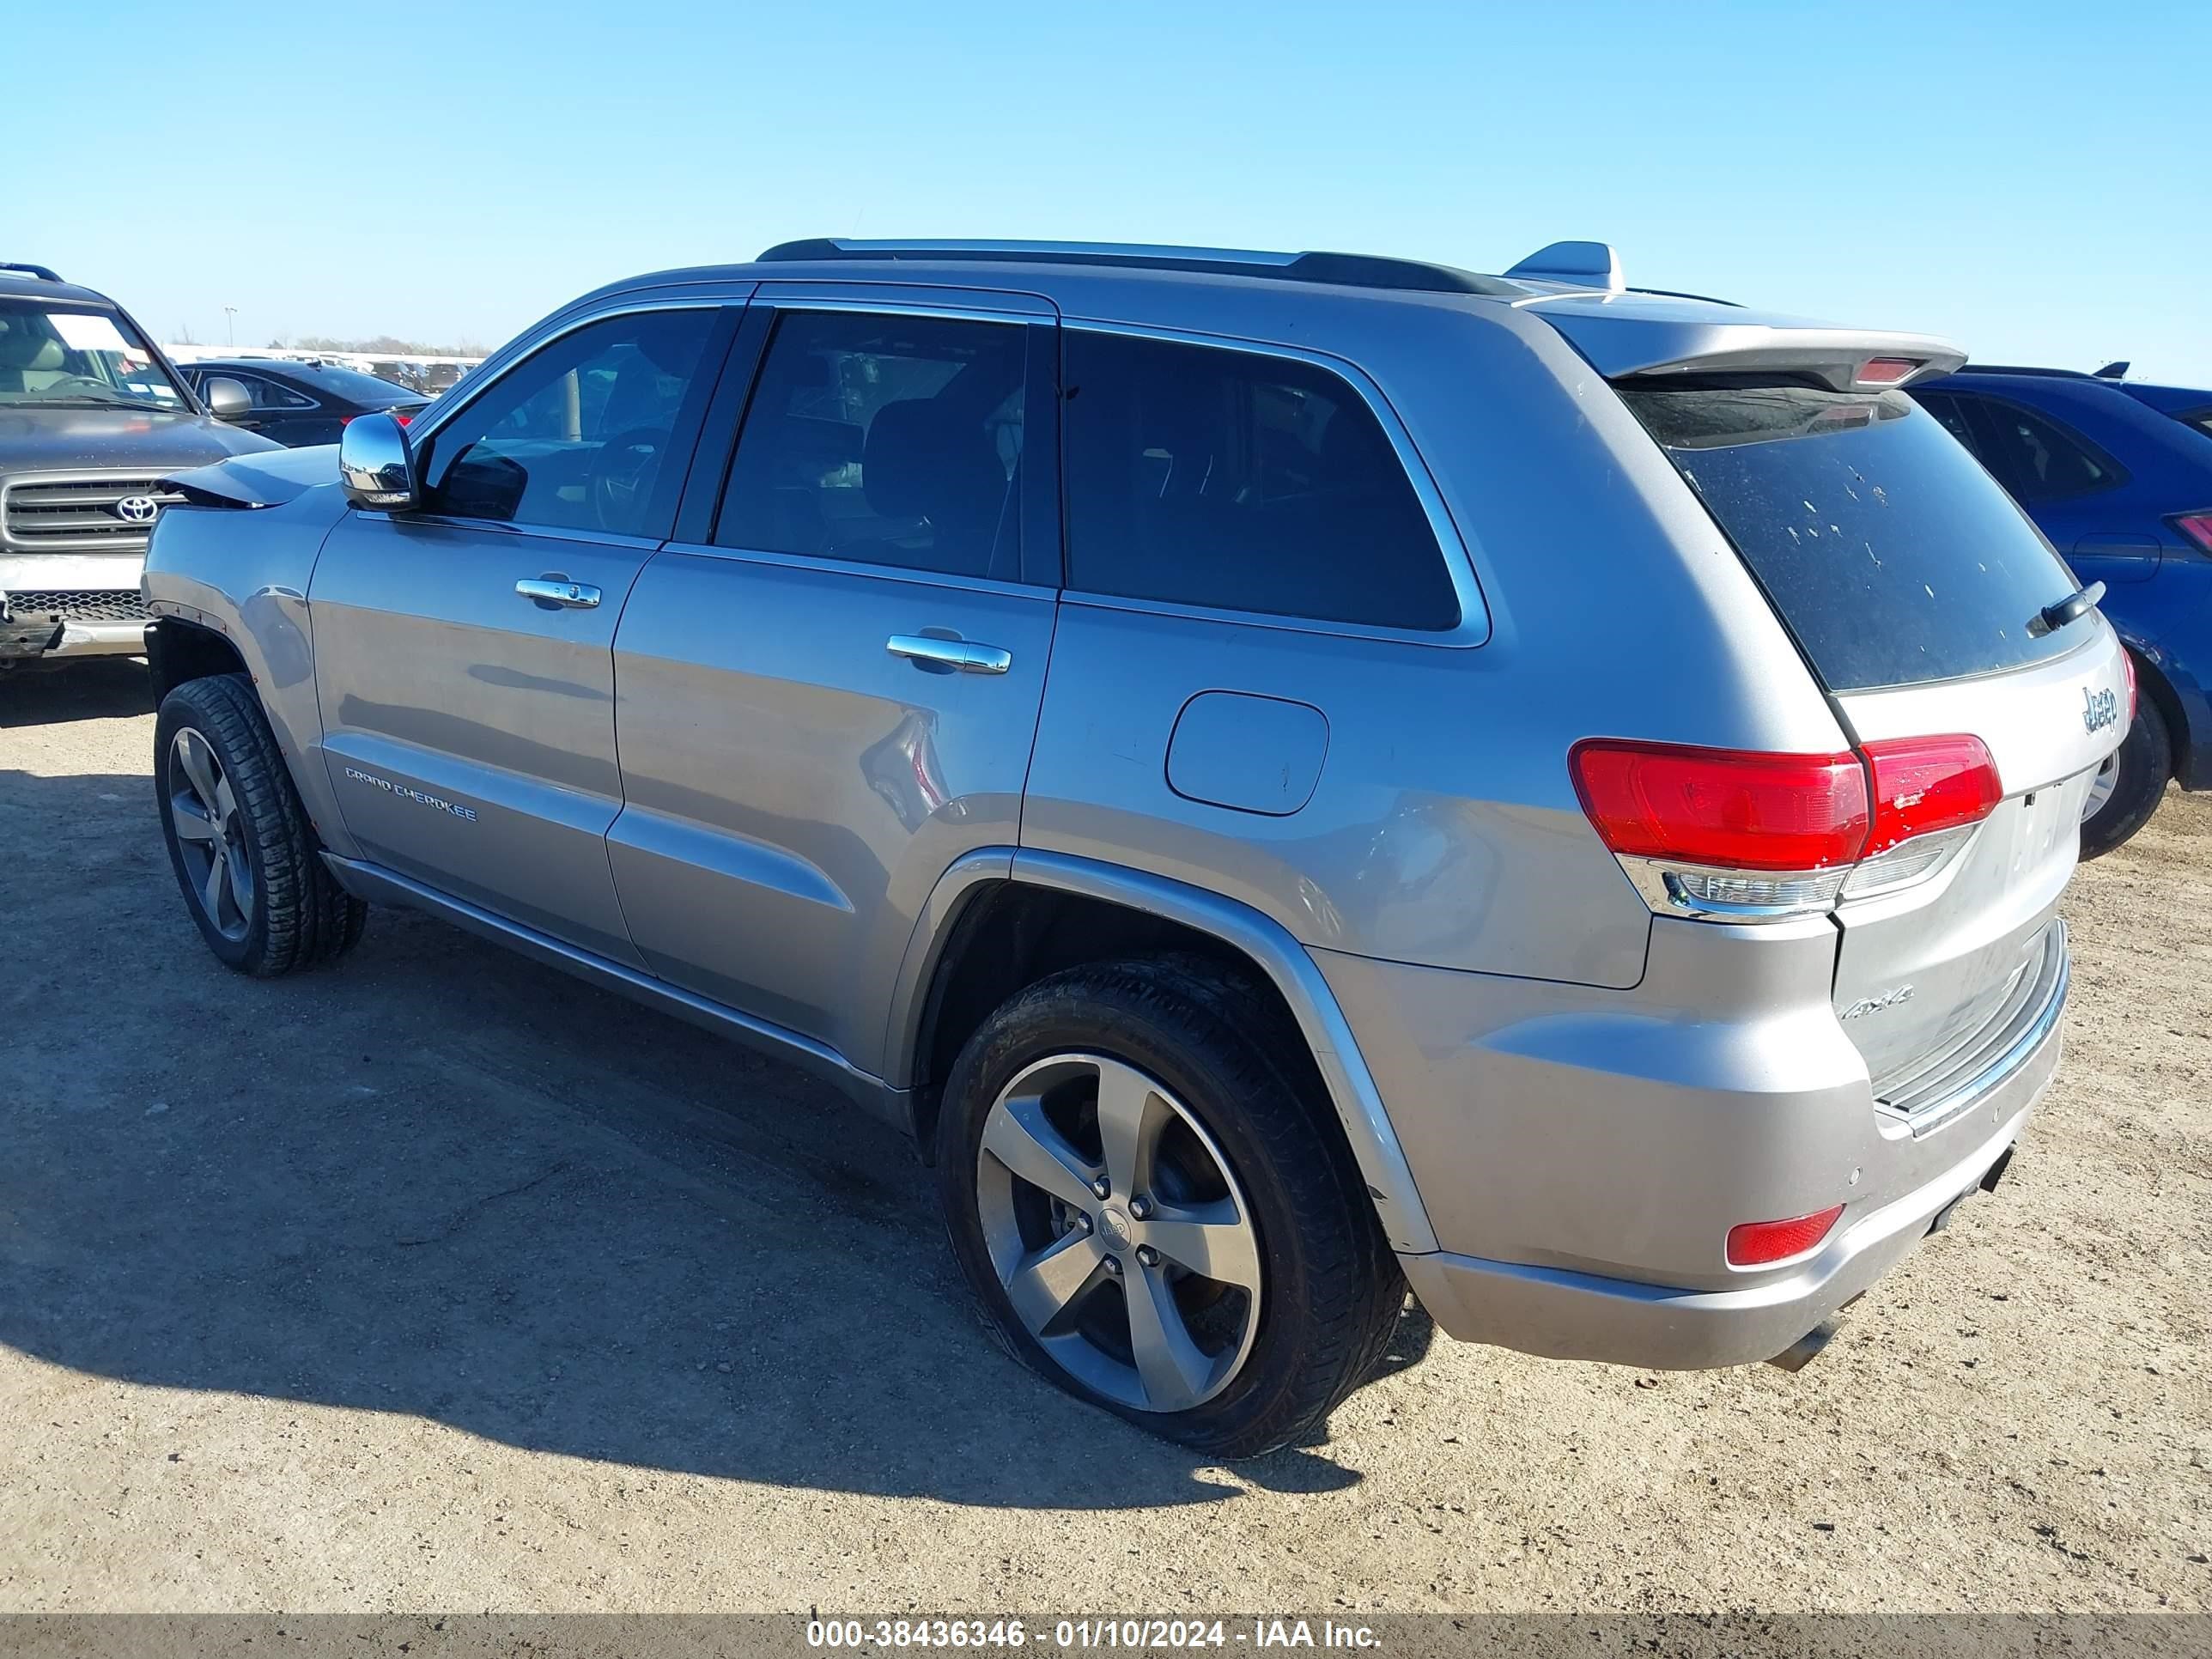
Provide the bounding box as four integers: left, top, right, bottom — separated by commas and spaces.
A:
13, 1, 2208, 380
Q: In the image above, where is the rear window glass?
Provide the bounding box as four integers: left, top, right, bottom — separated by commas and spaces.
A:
1620, 382, 2083, 691
289, 362, 422, 404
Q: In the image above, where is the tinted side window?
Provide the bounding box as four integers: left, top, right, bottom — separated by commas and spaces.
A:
423, 309, 716, 538
246, 375, 315, 410
715, 310, 1026, 580
1061, 331, 1457, 631
1911, 391, 1984, 459
1960, 394, 2124, 501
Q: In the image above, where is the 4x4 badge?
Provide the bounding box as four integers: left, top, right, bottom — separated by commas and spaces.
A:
2082, 685, 2118, 734
1842, 985, 1915, 1020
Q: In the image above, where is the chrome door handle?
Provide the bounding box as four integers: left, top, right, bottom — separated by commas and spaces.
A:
886, 635, 1012, 675
516, 577, 601, 610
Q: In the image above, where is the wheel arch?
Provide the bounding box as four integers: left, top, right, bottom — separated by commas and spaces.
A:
145, 616, 249, 706
2117, 634, 2192, 787
890, 848, 1440, 1255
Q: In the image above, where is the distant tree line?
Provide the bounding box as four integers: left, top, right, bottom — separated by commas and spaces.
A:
276, 333, 492, 358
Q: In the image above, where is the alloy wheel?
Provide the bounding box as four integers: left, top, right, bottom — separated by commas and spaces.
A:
169, 727, 255, 941
975, 1053, 1262, 1413
2081, 750, 2120, 823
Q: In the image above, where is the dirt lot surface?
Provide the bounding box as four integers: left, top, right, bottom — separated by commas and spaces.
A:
2, 659, 2207, 1615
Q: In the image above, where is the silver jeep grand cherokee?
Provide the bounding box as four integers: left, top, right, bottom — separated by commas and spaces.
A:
142, 239, 2126, 1456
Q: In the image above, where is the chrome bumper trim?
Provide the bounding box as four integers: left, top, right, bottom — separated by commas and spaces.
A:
1877, 919, 2069, 1138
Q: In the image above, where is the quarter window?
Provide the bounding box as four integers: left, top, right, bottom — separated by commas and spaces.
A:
233, 374, 315, 410
1060, 331, 1458, 630
1911, 391, 1983, 459
715, 310, 1027, 580
422, 308, 717, 538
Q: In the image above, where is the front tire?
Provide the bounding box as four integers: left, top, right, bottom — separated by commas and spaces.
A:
2080, 687, 2170, 860
936, 958, 1403, 1457
155, 674, 367, 975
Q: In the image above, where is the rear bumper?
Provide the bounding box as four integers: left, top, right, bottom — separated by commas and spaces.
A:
1398, 987, 2062, 1369
1318, 897, 2072, 1371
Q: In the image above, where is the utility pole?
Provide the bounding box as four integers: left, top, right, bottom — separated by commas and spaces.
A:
223, 307, 237, 346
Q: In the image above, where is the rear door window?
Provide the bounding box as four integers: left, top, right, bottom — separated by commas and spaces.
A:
1060, 330, 1459, 631
1620, 381, 2084, 691
1948, 393, 2126, 502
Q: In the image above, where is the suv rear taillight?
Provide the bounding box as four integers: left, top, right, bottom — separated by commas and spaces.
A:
1571, 734, 2002, 921
1570, 743, 1869, 869
2170, 511, 2212, 554
1861, 735, 2002, 851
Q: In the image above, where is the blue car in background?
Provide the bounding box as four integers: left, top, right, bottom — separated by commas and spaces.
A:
1911, 366, 2212, 855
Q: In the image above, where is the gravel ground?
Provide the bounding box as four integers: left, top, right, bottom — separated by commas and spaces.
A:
1, 659, 2206, 1614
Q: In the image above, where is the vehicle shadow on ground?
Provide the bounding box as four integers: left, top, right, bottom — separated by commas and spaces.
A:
0, 768, 1431, 1510
0, 658, 151, 727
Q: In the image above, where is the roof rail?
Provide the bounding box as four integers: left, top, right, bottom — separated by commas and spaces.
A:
1, 261, 64, 283
755, 238, 1522, 297
1627, 285, 1743, 308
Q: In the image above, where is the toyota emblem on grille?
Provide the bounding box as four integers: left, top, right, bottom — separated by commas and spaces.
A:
113, 495, 161, 524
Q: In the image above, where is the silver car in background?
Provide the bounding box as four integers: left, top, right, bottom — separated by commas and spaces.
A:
140, 239, 2126, 1455
0, 264, 271, 668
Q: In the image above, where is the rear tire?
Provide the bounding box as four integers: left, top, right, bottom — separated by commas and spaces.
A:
155, 674, 368, 975
935, 957, 1404, 1457
2080, 688, 2169, 860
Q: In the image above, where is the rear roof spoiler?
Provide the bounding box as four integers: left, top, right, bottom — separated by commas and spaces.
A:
1537, 306, 1966, 390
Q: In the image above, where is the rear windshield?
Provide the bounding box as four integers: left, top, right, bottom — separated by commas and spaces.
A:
288, 362, 422, 404
1620, 381, 2083, 691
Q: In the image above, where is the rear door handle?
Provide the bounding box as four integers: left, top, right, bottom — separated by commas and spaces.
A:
887, 635, 1012, 675
516, 577, 601, 610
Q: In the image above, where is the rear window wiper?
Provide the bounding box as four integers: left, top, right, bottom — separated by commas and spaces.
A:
2032, 580, 2106, 636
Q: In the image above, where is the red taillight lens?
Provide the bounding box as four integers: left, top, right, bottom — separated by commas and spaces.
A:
1726, 1204, 1844, 1267
2122, 650, 2138, 720
393, 412, 413, 426
1570, 741, 1871, 872
2171, 512, 2212, 554
1860, 735, 2002, 854
1855, 357, 1919, 386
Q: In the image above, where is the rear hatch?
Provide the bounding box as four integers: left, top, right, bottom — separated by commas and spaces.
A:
1566, 313, 2124, 1122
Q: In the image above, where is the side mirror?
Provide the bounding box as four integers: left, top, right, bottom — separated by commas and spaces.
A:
338, 412, 420, 510
202, 375, 252, 420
